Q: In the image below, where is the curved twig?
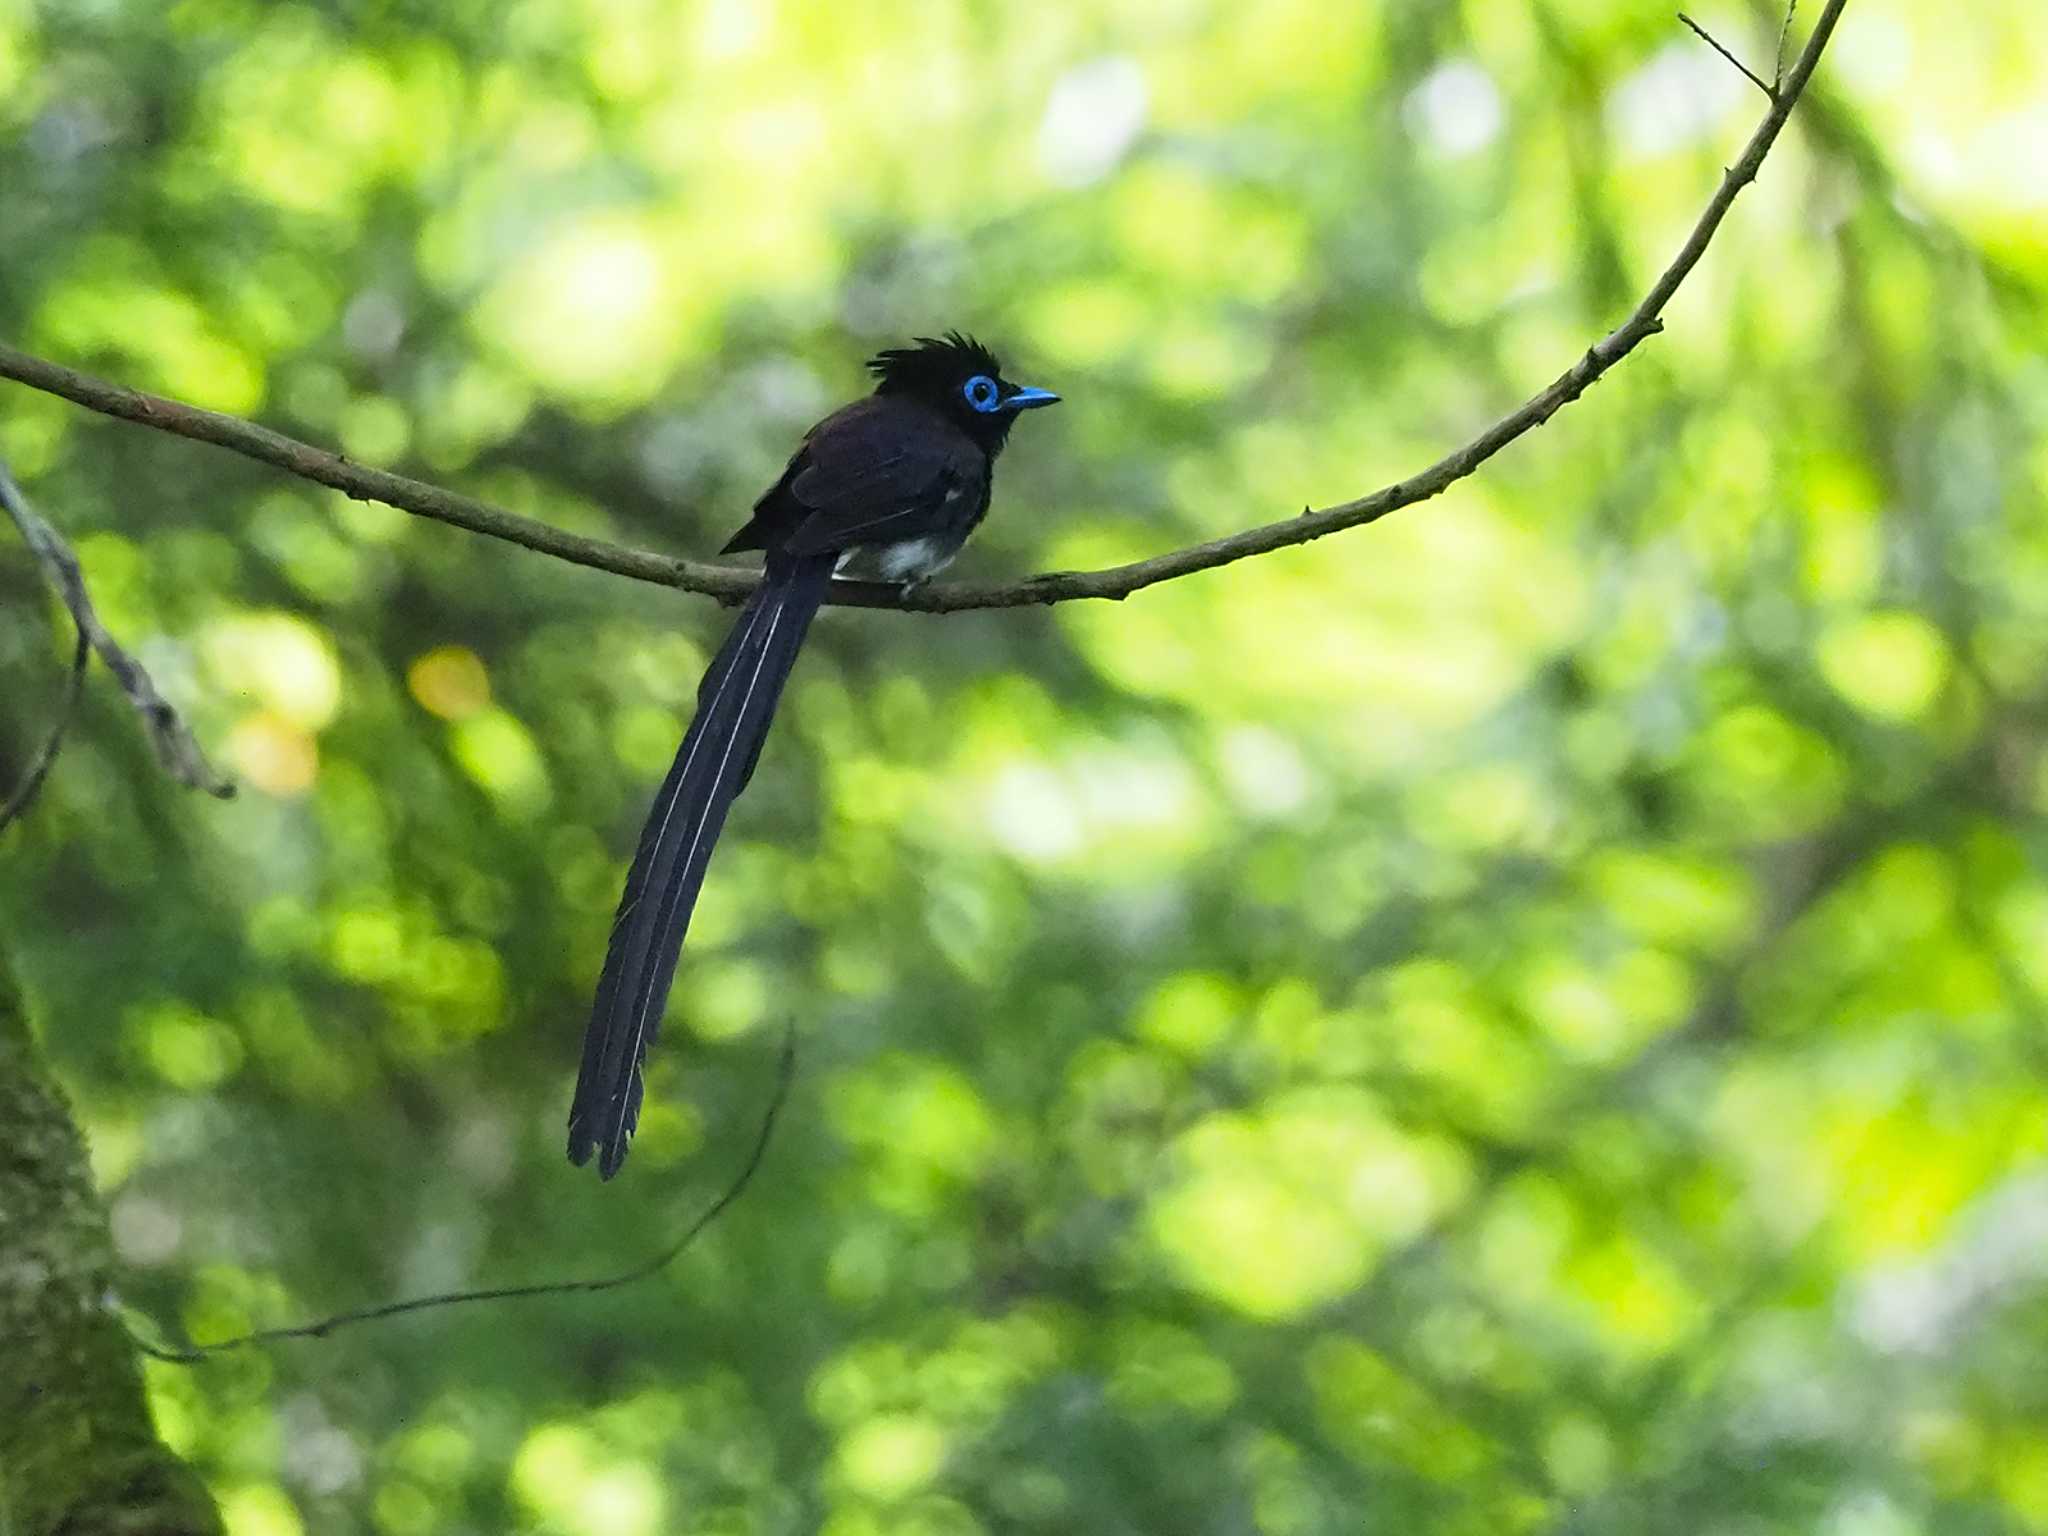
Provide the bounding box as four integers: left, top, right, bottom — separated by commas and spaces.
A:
0, 626, 89, 836
0, 1, 1844, 613
130, 1026, 795, 1363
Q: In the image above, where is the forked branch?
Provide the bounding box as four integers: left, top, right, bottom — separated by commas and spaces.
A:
0, 461, 231, 802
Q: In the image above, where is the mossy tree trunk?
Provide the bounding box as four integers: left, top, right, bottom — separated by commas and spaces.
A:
0, 950, 221, 1536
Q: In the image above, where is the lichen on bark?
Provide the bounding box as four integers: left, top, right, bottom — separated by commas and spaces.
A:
0, 952, 222, 1536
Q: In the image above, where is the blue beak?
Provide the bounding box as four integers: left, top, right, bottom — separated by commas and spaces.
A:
1004, 385, 1061, 411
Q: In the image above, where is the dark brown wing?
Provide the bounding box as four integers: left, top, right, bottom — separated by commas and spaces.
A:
722, 396, 986, 558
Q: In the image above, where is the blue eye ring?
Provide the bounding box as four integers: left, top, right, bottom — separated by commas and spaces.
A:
962, 374, 1001, 414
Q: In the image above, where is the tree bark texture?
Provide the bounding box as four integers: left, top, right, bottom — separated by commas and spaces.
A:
0, 952, 221, 1536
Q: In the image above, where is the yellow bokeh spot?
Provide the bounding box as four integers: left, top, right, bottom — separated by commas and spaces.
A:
204, 612, 343, 730
1152, 1169, 1368, 1318
513, 1425, 665, 1536
43, 274, 266, 414
84, 1110, 145, 1188
320, 52, 401, 153
0, 21, 28, 101
1137, 971, 1242, 1058
128, 1002, 245, 1090
330, 905, 403, 983
228, 711, 320, 796
1566, 1234, 1699, 1356
1821, 1100, 1985, 1257
221, 1483, 304, 1536
372, 1482, 436, 1536
1591, 848, 1756, 949
1411, 762, 1543, 850
1999, 1437, 2048, 1528
1519, 947, 1687, 1065
1024, 279, 1151, 366
451, 708, 552, 817
618, 1096, 706, 1172
1817, 610, 1951, 721
478, 214, 684, 402
1150, 1088, 1469, 1319
1801, 457, 1882, 603
408, 645, 492, 720
145, 1369, 200, 1457
836, 1413, 948, 1501
686, 958, 770, 1042
339, 394, 411, 462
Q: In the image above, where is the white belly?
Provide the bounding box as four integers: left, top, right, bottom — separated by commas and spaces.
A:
875, 535, 958, 581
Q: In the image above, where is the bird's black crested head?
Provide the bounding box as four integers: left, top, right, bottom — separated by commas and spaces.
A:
867, 331, 1003, 393
866, 331, 1060, 452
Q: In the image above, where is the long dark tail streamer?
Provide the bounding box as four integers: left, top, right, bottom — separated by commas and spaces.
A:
129, 1027, 795, 1363
569, 552, 834, 1176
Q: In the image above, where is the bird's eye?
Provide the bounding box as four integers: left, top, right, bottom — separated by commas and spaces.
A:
962, 374, 1001, 414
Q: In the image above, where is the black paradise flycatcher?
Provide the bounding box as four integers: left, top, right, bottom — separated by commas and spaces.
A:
567, 334, 1059, 1177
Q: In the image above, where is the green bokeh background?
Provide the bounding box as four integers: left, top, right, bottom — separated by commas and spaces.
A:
3, 0, 2046, 1531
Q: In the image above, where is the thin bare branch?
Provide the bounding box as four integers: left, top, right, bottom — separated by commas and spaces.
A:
1775, 0, 1800, 88
1679, 11, 1779, 102
0, 461, 232, 797
0, 0, 1845, 614
131, 1026, 795, 1362
0, 627, 89, 835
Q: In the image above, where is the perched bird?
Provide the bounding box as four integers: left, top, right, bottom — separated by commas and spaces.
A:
568, 333, 1059, 1177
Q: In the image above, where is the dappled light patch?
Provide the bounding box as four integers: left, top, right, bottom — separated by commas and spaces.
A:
1149, 1086, 1471, 1319
476, 216, 687, 408
1514, 946, 1693, 1065
203, 613, 343, 731
125, 1000, 245, 1091
449, 707, 552, 817
1306, 1336, 1497, 1484
832, 1412, 949, 1502
43, 267, 267, 414
1687, 702, 1851, 839
1108, 1318, 1238, 1422
1371, 960, 1559, 1140
406, 646, 491, 722
512, 1423, 664, 1536
225, 711, 319, 796
220, 1483, 306, 1536
830, 1056, 1003, 1220
1818, 610, 1954, 722
1055, 489, 1587, 751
